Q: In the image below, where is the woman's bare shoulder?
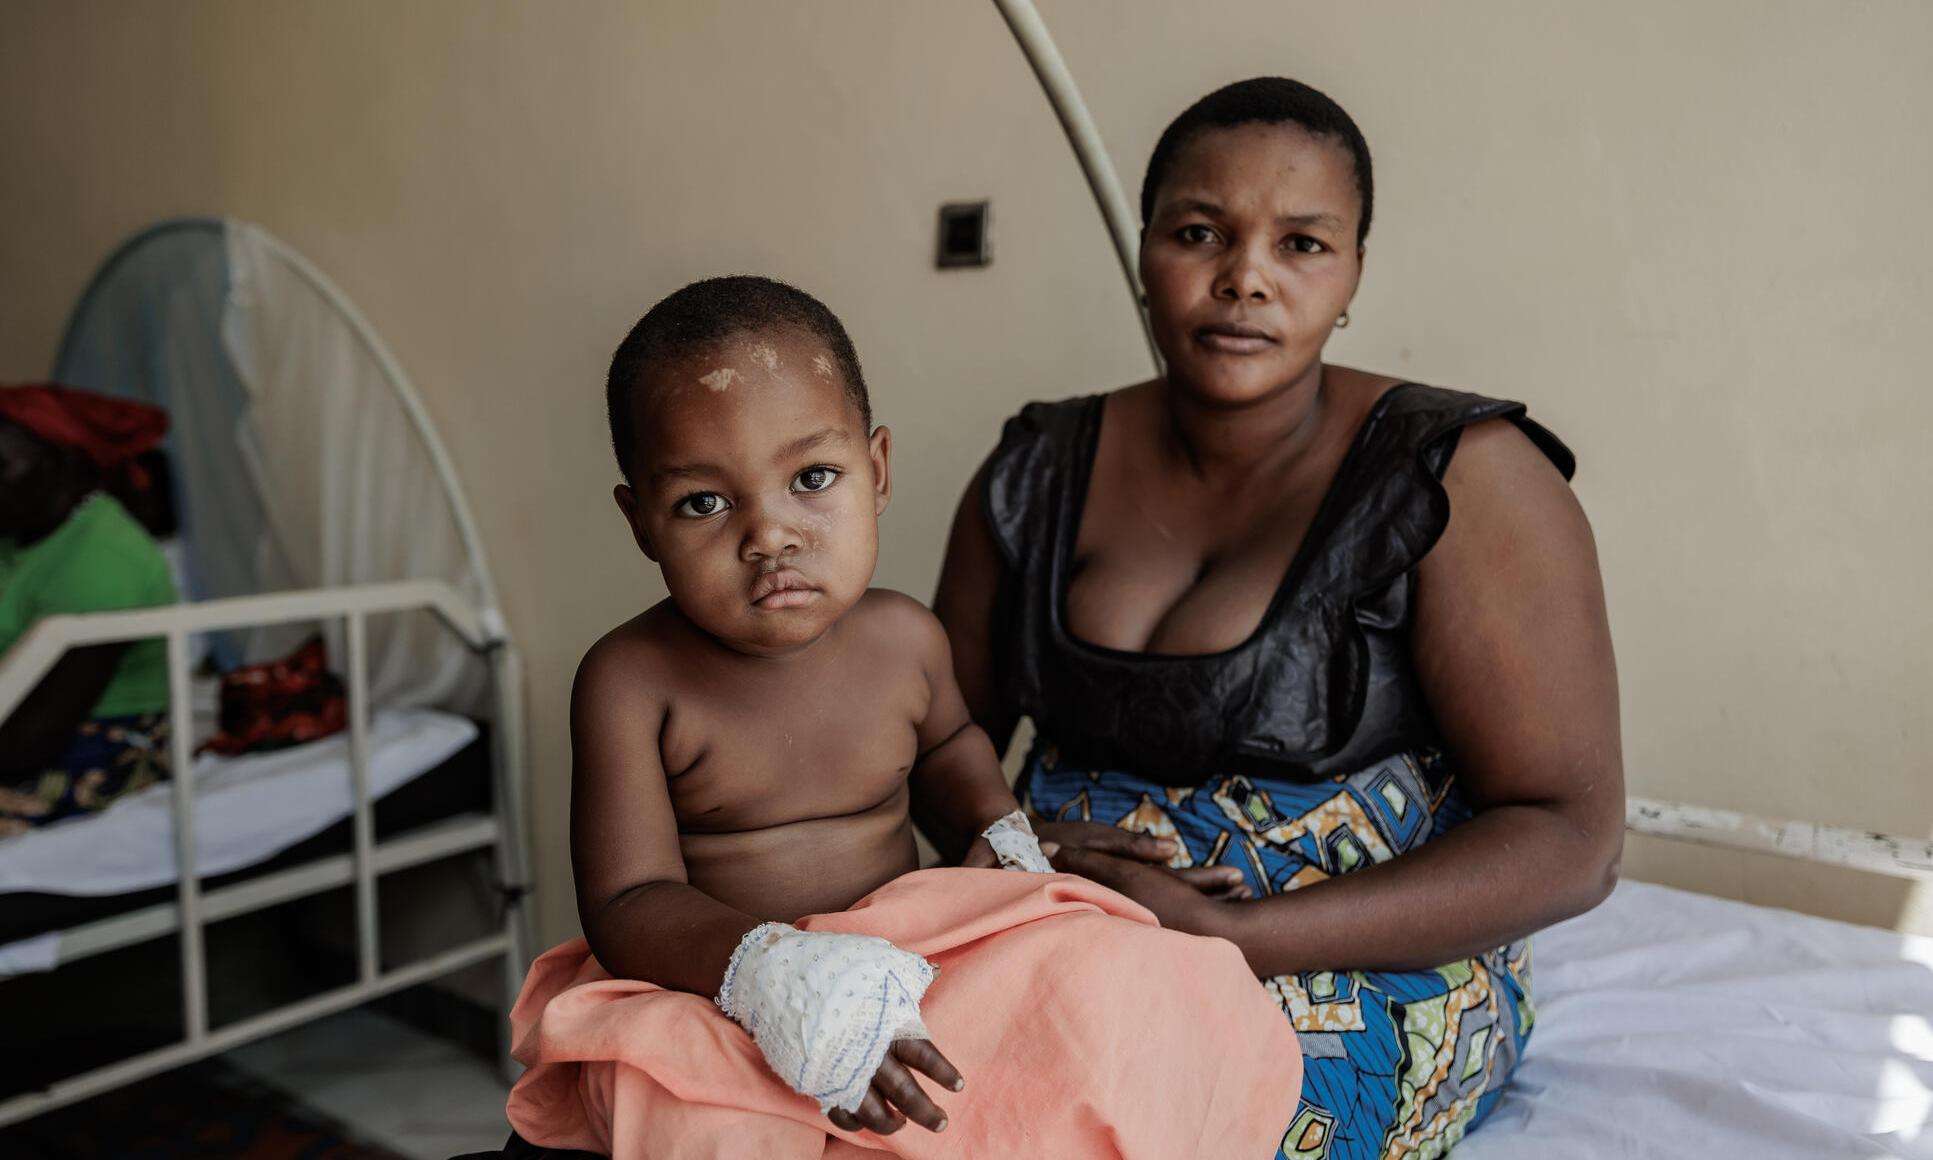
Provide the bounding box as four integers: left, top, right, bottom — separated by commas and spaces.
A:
1441, 417, 1580, 521
1419, 414, 1597, 619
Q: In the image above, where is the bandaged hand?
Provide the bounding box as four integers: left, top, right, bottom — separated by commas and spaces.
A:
716, 922, 964, 1134
962, 809, 1056, 873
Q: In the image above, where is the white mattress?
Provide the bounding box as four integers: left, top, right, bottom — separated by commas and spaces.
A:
0, 707, 476, 900
1461, 879, 1933, 1158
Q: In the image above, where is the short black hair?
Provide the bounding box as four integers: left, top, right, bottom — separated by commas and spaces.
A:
606, 275, 870, 482
1140, 77, 1374, 247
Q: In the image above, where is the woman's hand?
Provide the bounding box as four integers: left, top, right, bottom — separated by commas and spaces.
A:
1032, 819, 1250, 898
1047, 846, 1249, 936
826, 1038, 965, 1136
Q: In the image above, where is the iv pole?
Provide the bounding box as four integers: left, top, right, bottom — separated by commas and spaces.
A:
990, 0, 1163, 372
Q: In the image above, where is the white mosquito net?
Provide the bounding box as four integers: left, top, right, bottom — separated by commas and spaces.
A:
53, 218, 495, 715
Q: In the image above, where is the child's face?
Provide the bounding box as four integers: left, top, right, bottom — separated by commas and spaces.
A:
614, 328, 889, 657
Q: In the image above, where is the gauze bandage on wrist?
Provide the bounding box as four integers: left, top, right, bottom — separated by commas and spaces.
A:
715, 922, 936, 1115
983, 809, 1054, 873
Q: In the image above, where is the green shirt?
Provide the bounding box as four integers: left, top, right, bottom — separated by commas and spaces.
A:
0, 493, 179, 719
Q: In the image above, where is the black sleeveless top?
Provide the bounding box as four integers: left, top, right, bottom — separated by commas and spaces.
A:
981, 383, 1575, 787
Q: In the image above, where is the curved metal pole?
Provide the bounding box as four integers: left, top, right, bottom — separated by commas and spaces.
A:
52, 218, 510, 629
250, 224, 509, 622
991, 0, 1163, 372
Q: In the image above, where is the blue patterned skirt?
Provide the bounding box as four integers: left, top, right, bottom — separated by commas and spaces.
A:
0, 712, 171, 837
1021, 741, 1533, 1160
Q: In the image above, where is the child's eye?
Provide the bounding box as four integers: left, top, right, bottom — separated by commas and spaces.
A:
793, 466, 840, 494
1284, 234, 1327, 255
673, 492, 729, 518
1176, 224, 1220, 246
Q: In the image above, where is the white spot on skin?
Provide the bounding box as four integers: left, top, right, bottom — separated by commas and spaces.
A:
812, 353, 836, 380
750, 343, 780, 372
699, 367, 738, 392
800, 510, 835, 550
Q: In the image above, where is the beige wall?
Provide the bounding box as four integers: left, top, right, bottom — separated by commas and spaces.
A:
3, 1, 1928, 948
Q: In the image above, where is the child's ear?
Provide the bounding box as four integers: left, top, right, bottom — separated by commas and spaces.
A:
613, 483, 659, 562
868, 426, 892, 516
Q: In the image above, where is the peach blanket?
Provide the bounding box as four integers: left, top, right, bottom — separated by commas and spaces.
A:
507, 868, 1299, 1158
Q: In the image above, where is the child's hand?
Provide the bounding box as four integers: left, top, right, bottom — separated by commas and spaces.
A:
1033, 819, 1250, 898
825, 1038, 965, 1136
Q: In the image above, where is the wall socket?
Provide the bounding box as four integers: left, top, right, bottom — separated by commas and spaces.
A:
936, 200, 991, 268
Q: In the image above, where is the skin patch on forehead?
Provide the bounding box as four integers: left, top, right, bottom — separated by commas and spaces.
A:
749, 343, 781, 372
812, 353, 836, 380
699, 367, 739, 392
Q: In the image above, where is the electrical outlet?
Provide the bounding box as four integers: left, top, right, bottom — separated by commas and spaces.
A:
936, 201, 991, 269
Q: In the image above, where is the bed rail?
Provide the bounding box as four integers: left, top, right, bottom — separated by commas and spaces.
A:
1627, 796, 1933, 882
0, 581, 533, 1126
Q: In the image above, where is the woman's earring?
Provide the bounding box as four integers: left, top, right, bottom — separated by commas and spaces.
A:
1334, 311, 1351, 329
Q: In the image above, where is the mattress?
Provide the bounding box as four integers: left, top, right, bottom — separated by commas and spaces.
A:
1460, 879, 1933, 1159
0, 708, 485, 958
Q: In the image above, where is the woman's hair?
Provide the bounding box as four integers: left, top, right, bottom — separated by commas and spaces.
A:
1140, 77, 1374, 246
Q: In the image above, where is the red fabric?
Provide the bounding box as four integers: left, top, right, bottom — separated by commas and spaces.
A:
0, 383, 169, 486
199, 638, 348, 756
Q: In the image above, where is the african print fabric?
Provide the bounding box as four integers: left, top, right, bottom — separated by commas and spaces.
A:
1021, 742, 1533, 1160
0, 712, 171, 837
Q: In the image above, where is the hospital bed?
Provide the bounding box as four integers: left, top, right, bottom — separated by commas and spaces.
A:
1459, 871, 1933, 1158
0, 220, 534, 1128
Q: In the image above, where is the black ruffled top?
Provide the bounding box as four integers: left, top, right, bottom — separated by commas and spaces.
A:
981, 383, 1575, 786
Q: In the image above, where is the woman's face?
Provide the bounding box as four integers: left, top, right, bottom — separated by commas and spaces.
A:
0, 423, 56, 536
1139, 123, 1364, 407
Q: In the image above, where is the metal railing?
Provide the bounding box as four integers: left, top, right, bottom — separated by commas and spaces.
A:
1626, 796, 1933, 882
0, 580, 533, 1125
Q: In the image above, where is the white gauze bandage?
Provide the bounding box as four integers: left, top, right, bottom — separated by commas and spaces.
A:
982, 809, 1054, 873
715, 922, 936, 1115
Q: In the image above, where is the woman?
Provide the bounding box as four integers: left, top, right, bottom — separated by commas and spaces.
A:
0, 384, 177, 835
930, 78, 1622, 1158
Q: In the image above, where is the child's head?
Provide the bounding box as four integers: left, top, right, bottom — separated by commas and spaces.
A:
607, 276, 889, 656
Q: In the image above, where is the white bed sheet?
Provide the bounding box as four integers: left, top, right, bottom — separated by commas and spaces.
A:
1460, 879, 1933, 1158
0, 707, 476, 900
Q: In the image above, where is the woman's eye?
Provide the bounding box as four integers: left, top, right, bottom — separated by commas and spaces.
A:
1284, 234, 1327, 255
794, 466, 839, 493
1177, 224, 1219, 245
674, 492, 727, 518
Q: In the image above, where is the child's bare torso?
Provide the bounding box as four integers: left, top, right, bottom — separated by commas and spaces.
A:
623, 592, 928, 920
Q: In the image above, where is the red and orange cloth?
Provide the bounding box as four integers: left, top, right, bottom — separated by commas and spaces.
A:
0, 383, 169, 488
508, 868, 1301, 1159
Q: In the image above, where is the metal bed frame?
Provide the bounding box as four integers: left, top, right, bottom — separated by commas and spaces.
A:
1, 216, 535, 1128
0, 584, 534, 1128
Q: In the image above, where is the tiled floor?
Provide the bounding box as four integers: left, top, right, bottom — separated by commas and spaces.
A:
223, 1007, 512, 1159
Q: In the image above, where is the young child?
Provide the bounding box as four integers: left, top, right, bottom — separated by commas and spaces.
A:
570, 275, 1039, 1133
506, 277, 1299, 1159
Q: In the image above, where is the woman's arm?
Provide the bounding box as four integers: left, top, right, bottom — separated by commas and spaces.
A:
931, 465, 1019, 755
0, 644, 128, 776
1065, 420, 1623, 975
